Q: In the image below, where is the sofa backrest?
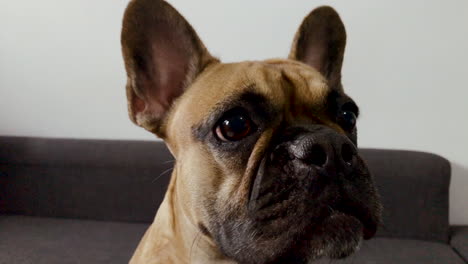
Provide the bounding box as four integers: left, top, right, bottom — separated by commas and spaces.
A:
0, 136, 172, 223
360, 149, 450, 243
0, 136, 450, 242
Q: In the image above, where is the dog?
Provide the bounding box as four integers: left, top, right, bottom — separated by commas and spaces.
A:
120, 0, 382, 263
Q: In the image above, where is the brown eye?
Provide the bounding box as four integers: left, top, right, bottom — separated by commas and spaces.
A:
215, 112, 254, 141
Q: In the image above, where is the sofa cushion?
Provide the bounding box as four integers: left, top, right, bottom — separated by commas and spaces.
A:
1, 215, 463, 264
0, 215, 148, 264
312, 237, 465, 264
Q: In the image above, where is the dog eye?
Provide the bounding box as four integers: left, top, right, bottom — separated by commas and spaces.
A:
340, 110, 357, 130
215, 111, 254, 141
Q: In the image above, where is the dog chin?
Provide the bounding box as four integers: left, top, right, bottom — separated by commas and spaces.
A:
307, 212, 364, 259
214, 211, 366, 264
263, 211, 365, 263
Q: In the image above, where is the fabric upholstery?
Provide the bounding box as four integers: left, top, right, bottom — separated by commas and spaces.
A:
0, 216, 464, 264
451, 226, 468, 262
0, 136, 463, 264
360, 149, 450, 243
312, 237, 465, 264
0, 136, 173, 223
0, 137, 452, 242
0, 215, 148, 264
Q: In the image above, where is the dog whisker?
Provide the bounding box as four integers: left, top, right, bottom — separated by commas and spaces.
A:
152, 167, 173, 183
327, 205, 336, 214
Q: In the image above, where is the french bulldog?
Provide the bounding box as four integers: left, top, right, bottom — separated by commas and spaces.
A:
120, 0, 382, 263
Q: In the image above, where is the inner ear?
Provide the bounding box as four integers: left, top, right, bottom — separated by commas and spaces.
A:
289, 6, 346, 88
121, 0, 218, 137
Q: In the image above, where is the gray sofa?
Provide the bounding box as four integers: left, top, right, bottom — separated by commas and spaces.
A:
0, 136, 466, 264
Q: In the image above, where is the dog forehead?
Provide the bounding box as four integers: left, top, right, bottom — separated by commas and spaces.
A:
168, 60, 329, 139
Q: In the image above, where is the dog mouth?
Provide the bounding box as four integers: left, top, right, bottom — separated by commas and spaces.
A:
249, 183, 377, 242
242, 198, 376, 262
253, 199, 376, 238
243, 152, 381, 261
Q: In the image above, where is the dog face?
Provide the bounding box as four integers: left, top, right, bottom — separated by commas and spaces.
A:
121, 1, 382, 263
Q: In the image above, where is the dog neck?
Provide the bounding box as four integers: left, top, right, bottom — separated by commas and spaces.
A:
130, 168, 236, 264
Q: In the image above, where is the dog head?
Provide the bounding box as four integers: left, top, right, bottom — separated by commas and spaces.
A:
121, 0, 382, 263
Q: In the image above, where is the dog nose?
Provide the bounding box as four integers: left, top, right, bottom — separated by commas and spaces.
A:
288, 127, 357, 170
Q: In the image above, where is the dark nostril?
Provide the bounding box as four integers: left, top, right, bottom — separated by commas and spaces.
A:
341, 143, 355, 165
307, 145, 327, 167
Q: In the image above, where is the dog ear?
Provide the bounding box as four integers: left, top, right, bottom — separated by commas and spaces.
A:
121, 0, 218, 137
289, 6, 346, 90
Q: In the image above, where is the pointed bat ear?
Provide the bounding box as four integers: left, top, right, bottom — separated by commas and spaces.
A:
121, 0, 218, 137
289, 6, 346, 91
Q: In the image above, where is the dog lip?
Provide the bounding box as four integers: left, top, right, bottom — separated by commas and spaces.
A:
363, 225, 377, 240
361, 216, 378, 239
251, 196, 293, 221
333, 207, 378, 240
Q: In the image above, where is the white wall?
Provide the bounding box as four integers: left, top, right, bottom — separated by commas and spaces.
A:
1, 0, 467, 225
